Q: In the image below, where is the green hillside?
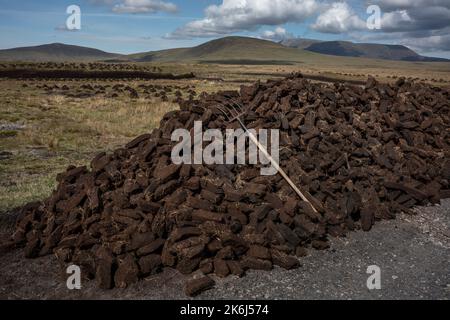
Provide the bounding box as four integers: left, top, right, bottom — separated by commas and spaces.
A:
128, 36, 318, 64
0, 43, 122, 62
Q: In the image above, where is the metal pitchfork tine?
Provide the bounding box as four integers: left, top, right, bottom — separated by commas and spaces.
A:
215, 98, 319, 214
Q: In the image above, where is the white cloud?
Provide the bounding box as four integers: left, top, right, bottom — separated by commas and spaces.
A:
168, 0, 319, 39
260, 27, 293, 40
112, 0, 178, 14
373, 0, 450, 11
89, 0, 117, 5
378, 10, 412, 31
402, 34, 450, 51
311, 2, 366, 34
398, 29, 450, 52
349, 2, 450, 54
379, 6, 450, 32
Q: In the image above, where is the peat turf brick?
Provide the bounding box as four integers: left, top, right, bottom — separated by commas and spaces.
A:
184, 275, 215, 297
114, 254, 140, 289
138, 254, 162, 276
213, 258, 230, 277
95, 247, 115, 289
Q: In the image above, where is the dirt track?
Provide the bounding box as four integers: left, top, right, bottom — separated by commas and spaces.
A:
1, 199, 448, 300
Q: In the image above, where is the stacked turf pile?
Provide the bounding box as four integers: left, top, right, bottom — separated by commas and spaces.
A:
12, 74, 450, 295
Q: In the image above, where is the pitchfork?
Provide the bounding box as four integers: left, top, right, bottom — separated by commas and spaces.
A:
215, 98, 319, 214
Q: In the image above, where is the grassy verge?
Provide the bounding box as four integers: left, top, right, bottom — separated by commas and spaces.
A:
0, 80, 184, 211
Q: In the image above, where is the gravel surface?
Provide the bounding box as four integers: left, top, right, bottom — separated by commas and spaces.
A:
1, 200, 449, 300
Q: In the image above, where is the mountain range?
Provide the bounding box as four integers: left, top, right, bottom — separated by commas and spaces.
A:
280, 39, 448, 62
0, 36, 447, 63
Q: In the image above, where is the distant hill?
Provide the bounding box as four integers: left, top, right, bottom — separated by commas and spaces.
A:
282, 39, 448, 62
0, 37, 448, 64
279, 38, 323, 50
306, 41, 419, 61
128, 36, 317, 64
0, 43, 122, 62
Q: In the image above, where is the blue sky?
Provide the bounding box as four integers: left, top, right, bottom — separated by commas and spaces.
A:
0, 0, 449, 58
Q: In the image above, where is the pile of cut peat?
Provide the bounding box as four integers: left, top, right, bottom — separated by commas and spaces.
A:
11, 74, 450, 296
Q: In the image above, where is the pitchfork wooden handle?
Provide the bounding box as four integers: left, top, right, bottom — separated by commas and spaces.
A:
242, 122, 319, 214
